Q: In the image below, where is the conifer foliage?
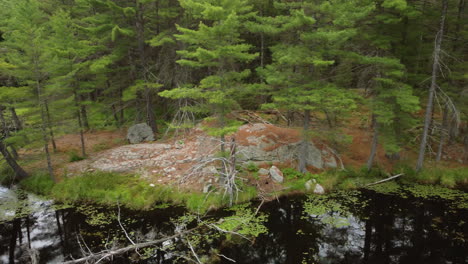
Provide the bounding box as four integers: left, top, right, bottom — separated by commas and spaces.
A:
0, 0, 466, 178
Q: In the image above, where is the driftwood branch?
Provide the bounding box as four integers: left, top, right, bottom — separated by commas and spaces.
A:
62, 227, 199, 264
365, 173, 404, 187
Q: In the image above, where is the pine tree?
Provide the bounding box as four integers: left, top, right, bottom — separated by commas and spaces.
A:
160, 0, 258, 152
0, 0, 55, 180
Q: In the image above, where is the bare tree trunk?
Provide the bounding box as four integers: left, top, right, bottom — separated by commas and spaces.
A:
0, 140, 28, 181
9, 107, 23, 131
298, 109, 310, 173
416, 0, 448, 172
436, 103, 449, 162
367, 115, 379, 171
44, 100, 57, 153
74, 91, 86, 157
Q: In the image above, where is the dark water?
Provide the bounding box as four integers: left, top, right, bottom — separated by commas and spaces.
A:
0, 186, 467, 264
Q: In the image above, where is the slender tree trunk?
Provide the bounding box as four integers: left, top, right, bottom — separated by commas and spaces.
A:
44, 100, 57, 153
136, 1, 158, 133
298, 109, 310, 173
367, 115, 379, 171
119, 87, 125, 126
33, 54, 54, 180
0, 140, 28, 181
74, 91, 86, 157
9, 107, 22, 131
416, 0, 448, 172
436, 103, 449, 162
112, 104, 120, 127
40, 103, 54, 180
79, 95, 89, 130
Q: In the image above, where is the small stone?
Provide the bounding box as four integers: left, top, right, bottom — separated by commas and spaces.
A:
203, 184, 212, 193
314, 183, 325, 194
258, 168, 269, 176
163, 167, 176, 173
269, 166, 284, 183
305, 180, 314, 191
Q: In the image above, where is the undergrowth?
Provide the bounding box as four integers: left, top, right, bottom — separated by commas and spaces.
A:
22, 172, 258, 213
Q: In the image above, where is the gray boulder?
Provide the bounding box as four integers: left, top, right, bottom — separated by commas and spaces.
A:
269, 166, 284, 183
127, 123, 155, 144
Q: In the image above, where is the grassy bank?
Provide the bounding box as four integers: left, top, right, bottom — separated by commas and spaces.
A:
16, 164, 468, 213
19, 171, 258, 213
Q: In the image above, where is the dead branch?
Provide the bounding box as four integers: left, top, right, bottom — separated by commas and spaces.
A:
62, 227, 200, 264
365, 173, 404, 187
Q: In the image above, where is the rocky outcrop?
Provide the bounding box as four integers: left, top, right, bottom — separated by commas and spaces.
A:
127, 123, 155, 144
67, 123, 340, 188
236, 123, 337, 169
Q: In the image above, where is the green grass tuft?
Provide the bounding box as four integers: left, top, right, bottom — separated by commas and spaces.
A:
20, 172, 55, 195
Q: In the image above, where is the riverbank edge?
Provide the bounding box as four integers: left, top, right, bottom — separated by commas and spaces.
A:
15, 165, 468, 213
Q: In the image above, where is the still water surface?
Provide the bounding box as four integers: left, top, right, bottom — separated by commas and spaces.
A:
0, 186, 467, 263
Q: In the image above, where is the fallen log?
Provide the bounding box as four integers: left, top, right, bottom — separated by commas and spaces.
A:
364, 173, 404, 187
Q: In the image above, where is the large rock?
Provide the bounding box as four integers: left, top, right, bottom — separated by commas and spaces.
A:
236, 124, 337, 169
127, 123, 155, 144
269, 166, 284, 183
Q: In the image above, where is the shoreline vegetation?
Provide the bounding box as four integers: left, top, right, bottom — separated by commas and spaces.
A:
7, 159, 467, 213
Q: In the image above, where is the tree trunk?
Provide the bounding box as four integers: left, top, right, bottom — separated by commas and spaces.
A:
416, 0, 448, 172
436, 103, 449, 162
9, 107, 23, 131
0, 140, 28, 181
112, 104, 120, 127
79, 96, 90, 130
135, 1, 158, 134
298, 109, 310, 173
36, 80, 54, 180
367, 115, 379, 171
74, 91, 86, 157
44, 100, 57, 153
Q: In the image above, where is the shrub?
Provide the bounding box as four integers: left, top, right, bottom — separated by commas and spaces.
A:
0, 162, 15, 185
245, 162, 259, 172
68, 150, 85, 162
20, 172, 55, 195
